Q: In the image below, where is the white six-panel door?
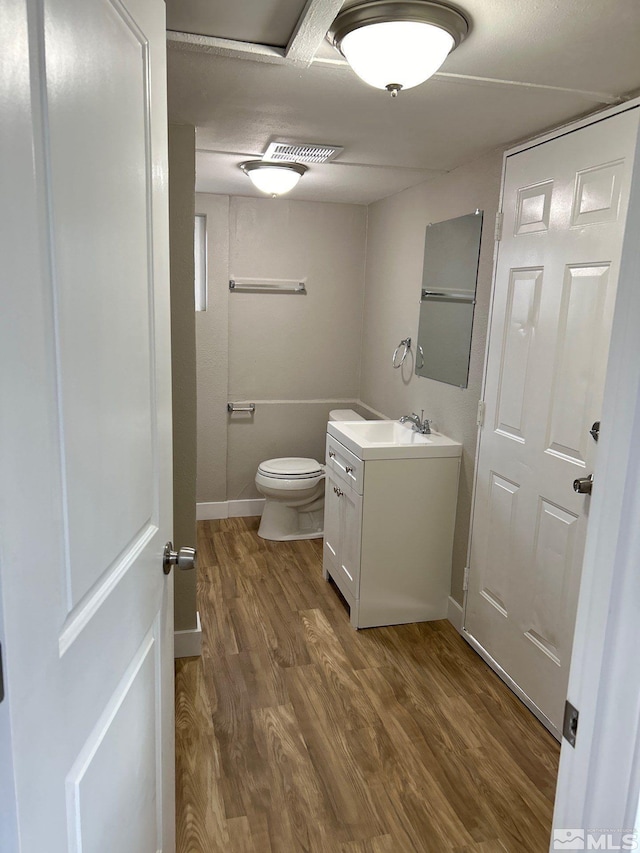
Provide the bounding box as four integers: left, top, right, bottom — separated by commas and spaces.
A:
0, 0, 174, 850
465, 107, 640, 734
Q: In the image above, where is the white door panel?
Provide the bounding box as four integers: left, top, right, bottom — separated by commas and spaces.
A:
466, 108, 640, 733
0, 0, 174, 849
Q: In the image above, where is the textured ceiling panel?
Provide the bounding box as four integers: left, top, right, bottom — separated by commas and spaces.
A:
195, 150, 444, 205
166, 0, 309, 47
168, 0, 640, 203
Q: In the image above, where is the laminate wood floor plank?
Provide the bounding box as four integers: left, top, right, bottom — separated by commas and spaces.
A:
175, 657, 231, 853
355, 667, 499, 844
339, 836, 396, 853
252, 702, 336, 852
176, 517, 560, 853
355, 666, 478, 851
285, 664, 387, 844
299, 608, 379, 730
227, 816, 257, 853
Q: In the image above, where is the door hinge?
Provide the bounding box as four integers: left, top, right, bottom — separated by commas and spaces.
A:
463, 566, 470, 592
0, 642, 4, 703
563, 700, 579, 747
477, 400, 486, 428
494, 210, 503, 242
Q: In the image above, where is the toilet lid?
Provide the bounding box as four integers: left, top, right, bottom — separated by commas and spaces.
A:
258, 457, 324, 479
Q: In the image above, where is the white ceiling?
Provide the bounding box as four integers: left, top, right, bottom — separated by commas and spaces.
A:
166, 0, 640, 205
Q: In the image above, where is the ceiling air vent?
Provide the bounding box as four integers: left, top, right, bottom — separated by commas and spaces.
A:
263, 141, 344, 164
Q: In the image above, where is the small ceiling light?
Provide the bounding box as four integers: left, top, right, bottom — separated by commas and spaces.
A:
329, 0, 468, 97
239, 160, 307, 197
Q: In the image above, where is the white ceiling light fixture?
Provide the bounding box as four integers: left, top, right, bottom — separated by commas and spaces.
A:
329, 0, 469, 97
239, 160, 308, 197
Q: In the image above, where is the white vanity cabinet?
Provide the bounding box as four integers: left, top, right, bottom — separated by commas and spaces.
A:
323, 440, 363, 601
323, 425, 462, 629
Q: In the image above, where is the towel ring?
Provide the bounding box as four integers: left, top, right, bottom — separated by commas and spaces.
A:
392, 337, 411, 369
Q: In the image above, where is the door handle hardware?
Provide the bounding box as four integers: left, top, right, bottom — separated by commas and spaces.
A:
573, 475, 593, 495
590, 421, 600, 442
163, 542, 197, 575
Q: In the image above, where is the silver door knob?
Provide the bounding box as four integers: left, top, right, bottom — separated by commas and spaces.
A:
163, 541, 197, 575
573, 475, 593, 495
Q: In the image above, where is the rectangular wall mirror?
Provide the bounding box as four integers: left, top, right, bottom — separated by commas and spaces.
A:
416, 210, 483, 388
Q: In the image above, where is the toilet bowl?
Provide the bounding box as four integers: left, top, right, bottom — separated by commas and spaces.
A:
255, 409, 365, 541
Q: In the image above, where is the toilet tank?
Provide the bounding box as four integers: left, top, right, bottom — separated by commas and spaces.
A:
329, 409, 365, 422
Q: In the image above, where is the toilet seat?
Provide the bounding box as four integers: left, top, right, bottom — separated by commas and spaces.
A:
258, 457, 324, 480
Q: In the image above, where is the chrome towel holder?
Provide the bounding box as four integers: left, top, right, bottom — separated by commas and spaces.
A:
227, 402, 256, 413
392, 337, 411, 369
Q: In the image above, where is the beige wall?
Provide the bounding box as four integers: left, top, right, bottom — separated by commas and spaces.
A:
194, 159, 504, 606
196, 195, 368, 503
168, 124, 197, 632
195, 194, 230, 504
359, 149, 504, 605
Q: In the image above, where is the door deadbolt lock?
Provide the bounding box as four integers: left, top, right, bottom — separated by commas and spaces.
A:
163, 542, 197, 575
573, 474, 593, 495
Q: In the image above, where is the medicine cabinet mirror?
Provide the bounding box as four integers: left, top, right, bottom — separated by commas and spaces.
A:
416, 210, 483, 388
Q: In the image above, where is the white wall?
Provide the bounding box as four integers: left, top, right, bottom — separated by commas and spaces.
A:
359, 149, 504, 603
195, 195, 368, 504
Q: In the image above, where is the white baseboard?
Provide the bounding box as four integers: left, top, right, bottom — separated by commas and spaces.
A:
174, 611, 202, 659
447, 596, 464, 633
196, 498, 265, 521
229, 498, 265, 517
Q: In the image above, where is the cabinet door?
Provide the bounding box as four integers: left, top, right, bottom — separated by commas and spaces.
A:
323, 471, 342, 567
339, 486, 362, 595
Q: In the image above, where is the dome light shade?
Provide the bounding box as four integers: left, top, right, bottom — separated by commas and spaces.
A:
330, 1, 468, 96
341, 21, 454, 91
239, 160, 307, 196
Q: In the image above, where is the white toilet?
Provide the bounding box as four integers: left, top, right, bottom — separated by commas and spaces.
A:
255, 409, 364, 541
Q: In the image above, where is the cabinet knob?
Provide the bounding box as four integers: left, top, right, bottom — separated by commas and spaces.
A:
346, 466, 354, 474
329, 451, 336, 459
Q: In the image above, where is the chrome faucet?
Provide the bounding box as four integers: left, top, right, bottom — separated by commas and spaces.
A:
399, 410, 431, 434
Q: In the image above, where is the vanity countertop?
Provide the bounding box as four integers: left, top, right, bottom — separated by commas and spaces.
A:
327, 420, 462, 461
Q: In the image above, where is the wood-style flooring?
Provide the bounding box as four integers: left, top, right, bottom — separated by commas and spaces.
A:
176, 517, 559, 853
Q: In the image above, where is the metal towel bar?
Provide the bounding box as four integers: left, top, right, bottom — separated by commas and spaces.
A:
229, 279, 307, 294
421, 290, 475, 303
227, 403, 256, 413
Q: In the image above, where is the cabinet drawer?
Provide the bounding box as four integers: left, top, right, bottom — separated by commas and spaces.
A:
325, 435, 363, 494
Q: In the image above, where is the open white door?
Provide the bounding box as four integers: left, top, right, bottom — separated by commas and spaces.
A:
0, 0, 174, 850
465, 106, 640, 735
552, 123, 640, 850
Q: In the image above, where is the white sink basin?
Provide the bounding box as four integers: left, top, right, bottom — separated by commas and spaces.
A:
327, 420, 462, 460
